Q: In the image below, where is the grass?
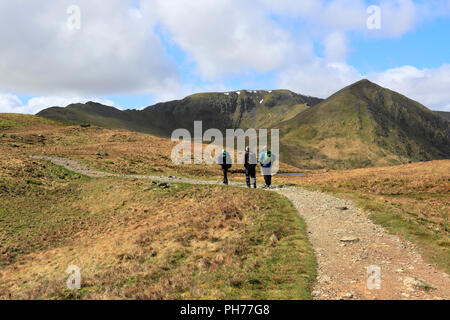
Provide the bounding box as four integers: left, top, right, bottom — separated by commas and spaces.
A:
279, 160, 450, 273
0, 114, 316, 300
1, 113, 67, 129
0, 177, 316, 299
0, 113, 298, 181
0, 118, 19, 129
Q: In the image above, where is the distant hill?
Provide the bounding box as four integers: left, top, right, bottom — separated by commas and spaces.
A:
277, 80, 450, 169
37, 81, 450, 169
38, 90, 322, 137
436, 111, 450, 122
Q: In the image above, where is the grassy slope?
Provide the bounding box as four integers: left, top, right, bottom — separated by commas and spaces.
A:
278, 161, 450, 272
278, 80, 450, 170
436, 111, 450, 122
0, 114, 316, 299
37, 90, 322, 138
36, 82, 449, 172
1, 113, 299, 180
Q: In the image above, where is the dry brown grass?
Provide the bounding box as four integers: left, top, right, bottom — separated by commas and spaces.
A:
0, 114, 316, 299
0, 113, 297, 180
0, 179, 315, 300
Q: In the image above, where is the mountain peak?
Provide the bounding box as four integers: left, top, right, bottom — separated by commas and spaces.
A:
348, 79, 379, 89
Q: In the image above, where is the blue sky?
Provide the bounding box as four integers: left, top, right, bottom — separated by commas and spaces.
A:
348, 17, 450, 73
1, 0, 450, 113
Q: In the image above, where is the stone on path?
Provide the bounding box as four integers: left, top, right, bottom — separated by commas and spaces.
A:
340, 236, 360, 243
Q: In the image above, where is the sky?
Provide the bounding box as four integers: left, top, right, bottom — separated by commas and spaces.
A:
1, 0, 450, 114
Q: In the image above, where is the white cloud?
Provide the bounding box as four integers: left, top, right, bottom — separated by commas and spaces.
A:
277, 60, 361, 98
377, 0, 419, 37
0, 94, 115, 114
323, 32, 348, 62
149, 0, 294, 78
0, 0, 179, 96
369, 64, 450, 111
277, 61, 450, 111
263, 0, 433, 36
0, 94, 25, 113
1, 0, 450, 113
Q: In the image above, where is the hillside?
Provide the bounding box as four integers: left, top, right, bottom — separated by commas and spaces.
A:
278, 80, 450, 169
1, 113, 448, 300
0, 114, 316, 299
37, 81, 450, 170
38, 90, 322, 137
436, 111, 450, 122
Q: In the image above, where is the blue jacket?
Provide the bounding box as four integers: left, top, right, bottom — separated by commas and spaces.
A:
259, 151, 275, 168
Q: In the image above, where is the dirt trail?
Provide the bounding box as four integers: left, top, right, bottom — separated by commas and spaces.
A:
279, 189, 449, 300
32, 156, 450, 300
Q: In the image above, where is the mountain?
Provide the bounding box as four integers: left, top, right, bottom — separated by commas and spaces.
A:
38, 90, 322, 137
37, 81, 450, 169
277, 80, 450, 169
436, 111, 450, 122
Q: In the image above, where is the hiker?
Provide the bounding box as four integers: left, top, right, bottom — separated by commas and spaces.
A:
218, 149, 232, 185
244, 146, 257, 188
259, 147, 276, 188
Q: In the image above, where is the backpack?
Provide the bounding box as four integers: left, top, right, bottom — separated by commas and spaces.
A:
262, 151, 272, 164
222, 152, 232, 169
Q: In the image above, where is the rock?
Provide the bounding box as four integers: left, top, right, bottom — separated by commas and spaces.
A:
270, 233, 279, 245
311, 290, 321, 297
403, 277, 435, 291
340, 236, 360, 243
157, 182, 171, 189
318, 275, 331, 283
38, 134, 45, 139
340, 292, 354, 299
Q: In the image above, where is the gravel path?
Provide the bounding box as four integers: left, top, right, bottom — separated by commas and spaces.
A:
279, 189, 450, 300
32, 156, 450, 300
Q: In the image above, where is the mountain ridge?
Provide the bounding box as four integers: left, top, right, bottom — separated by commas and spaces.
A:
277, 79, 449, 168
37, 81, 449, 169
38, 89, 322, 137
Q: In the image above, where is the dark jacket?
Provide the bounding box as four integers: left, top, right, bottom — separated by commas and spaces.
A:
218, 152, 232, 170
244, 151, 257, 168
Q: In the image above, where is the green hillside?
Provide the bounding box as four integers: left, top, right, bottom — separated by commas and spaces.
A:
38, 90, 322, 137
37, 81, 449, 170
278, 80, 450, 169
436, 111, 450, 122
